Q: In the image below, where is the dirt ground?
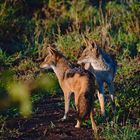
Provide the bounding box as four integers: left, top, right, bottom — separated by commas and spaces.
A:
2, 94, 100, 140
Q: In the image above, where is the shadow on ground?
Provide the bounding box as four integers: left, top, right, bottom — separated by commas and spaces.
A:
2, 94, 99, 140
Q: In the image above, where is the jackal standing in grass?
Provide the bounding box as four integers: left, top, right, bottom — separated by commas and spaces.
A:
78, 38, 117, 117
40, 47, 97, 133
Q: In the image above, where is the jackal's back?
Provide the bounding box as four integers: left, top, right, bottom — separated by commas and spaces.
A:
64, 67, 95, 120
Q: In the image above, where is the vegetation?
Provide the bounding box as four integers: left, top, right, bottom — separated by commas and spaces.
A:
0, 0, 140, 139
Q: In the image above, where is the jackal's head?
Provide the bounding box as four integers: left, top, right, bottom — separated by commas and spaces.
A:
40, 47, 59, 69
78, 37, 99, 64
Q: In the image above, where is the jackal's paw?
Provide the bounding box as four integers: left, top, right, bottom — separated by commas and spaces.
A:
60, 115, 67, 121
75, 124, 80, 128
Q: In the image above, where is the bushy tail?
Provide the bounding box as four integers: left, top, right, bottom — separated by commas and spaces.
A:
77, 92, 93, 120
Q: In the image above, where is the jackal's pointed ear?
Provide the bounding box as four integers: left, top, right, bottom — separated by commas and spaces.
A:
93, 43, 100, 58
96, 47, 100, 58
47, 46, 57, 55
82, 35, 98, 50
82, 34, 88, 47
85, 39, 96, 49
91, 41, 97, 48
87, 40, 94, 49
90, 41, 99, 57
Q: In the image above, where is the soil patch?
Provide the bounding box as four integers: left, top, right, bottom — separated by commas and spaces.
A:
2, 94, 98, 140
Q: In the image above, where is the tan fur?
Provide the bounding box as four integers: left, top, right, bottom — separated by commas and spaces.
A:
40, 47, 97, 133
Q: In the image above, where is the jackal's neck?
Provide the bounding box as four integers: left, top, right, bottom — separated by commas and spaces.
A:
90, 58, 110, 71
52, 57, 72, 84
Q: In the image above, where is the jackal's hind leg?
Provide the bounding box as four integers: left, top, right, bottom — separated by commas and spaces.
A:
90, 111, 97, 134
61, 92, 72, 121
107, 82, 116, 114
74, 93, 80, 111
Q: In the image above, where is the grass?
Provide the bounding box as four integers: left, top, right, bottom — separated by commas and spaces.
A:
101, 122, 140, 140
83, 120, 139, 140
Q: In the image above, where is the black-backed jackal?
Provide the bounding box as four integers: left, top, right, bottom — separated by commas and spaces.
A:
78, 37, 117, 117
40, 47, 97, 133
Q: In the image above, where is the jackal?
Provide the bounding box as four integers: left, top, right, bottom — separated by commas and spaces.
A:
40, 47, 97, 132
78, 38, 117, 117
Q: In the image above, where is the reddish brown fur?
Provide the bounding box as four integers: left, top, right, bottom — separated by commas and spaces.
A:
40, 47, 97, 133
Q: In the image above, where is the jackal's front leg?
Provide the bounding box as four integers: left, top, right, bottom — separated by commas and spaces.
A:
97, 82, 106, 117
61, 92, 71, 121
90, 111, 97, 134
